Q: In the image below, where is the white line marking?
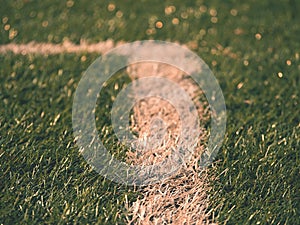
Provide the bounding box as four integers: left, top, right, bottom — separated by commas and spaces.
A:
0, 39, 124, 55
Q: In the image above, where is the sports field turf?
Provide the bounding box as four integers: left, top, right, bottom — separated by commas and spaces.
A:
1, 0, 299, 224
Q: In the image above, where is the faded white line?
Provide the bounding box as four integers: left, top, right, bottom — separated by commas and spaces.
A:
0, 40, 237, 60
0, 39, 124, 55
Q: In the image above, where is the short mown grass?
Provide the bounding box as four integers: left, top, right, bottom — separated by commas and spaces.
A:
1, 0, 299, 224
0, 54, 139, 224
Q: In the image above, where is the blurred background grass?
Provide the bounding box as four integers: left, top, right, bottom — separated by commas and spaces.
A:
0, 0, 299, 224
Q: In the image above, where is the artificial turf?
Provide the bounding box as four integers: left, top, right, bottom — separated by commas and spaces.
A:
1, 0, 299, 224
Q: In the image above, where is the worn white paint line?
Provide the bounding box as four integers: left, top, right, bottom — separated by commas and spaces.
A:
0, 39, 125, 55
0, 40, 237, 59
125, 62, 215, 225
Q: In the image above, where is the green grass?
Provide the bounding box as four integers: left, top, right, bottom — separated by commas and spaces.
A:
0, 54, 139, 224
1, 0, 299, 224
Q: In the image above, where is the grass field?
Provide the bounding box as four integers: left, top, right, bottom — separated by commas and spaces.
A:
1, 0, 299, 224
